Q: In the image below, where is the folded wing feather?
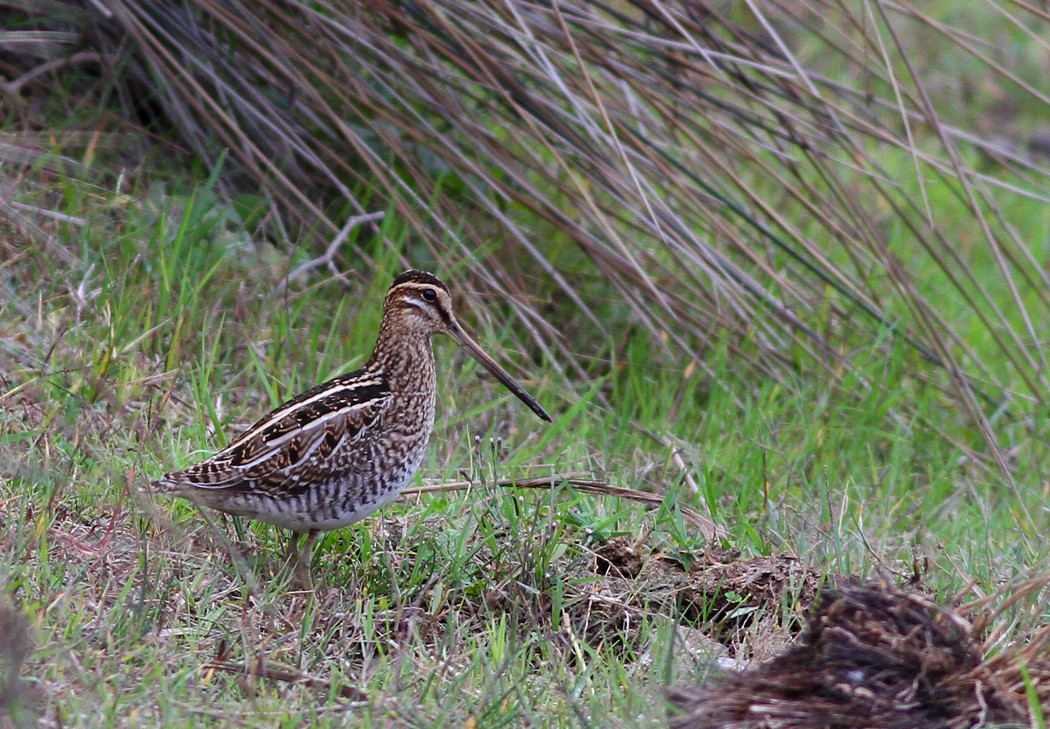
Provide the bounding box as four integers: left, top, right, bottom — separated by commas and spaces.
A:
154, 372, 391, 497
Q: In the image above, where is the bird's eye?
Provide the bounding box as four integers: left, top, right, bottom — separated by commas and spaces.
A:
421, 288, 438, 302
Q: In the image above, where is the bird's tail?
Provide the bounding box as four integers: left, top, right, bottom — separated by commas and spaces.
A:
141, 477, 178, 494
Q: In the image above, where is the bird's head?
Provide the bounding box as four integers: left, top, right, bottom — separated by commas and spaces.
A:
381, 270, 551, 422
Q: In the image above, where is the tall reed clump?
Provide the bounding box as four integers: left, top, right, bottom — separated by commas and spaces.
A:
5, 1, 1049, 479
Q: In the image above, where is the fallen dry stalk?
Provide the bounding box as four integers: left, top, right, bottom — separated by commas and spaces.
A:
402, 473, 727, 542
201, 659, 367, 702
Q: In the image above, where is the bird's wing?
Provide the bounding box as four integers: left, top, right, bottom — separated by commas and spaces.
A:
154, 371, 391, 497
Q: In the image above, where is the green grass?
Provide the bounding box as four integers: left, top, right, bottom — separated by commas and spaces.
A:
2, 164, 1049, 727
5, 2, 1050, 724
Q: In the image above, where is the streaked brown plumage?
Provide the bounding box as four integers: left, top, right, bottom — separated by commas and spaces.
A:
145, 270, 551, 586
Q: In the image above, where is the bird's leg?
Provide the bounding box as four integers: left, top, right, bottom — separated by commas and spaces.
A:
286, 530, 319, 590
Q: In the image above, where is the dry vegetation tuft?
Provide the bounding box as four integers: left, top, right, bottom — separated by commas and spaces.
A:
669, 580, 1050, 729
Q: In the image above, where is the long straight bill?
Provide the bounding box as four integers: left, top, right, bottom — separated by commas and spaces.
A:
447, 323, 552, 422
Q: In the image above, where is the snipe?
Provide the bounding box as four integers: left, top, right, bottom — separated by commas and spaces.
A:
145, 270, 550, 587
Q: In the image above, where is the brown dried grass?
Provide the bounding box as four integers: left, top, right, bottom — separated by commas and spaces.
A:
668, 579, 1050, 729
4, 1, 1049, 473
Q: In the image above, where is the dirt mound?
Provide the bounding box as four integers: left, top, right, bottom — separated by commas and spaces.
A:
566, 539, 819, 657
677, 548, 818, 636
668, 580, 1050, 729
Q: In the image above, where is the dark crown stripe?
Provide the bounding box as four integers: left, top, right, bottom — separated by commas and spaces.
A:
390, 270, 448, 292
